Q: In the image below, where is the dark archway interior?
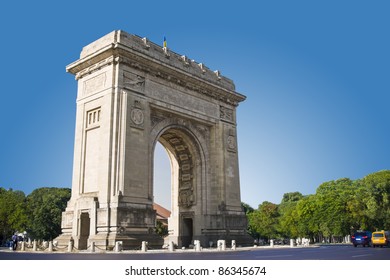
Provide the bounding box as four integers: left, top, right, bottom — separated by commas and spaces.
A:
79, 212, 90, 250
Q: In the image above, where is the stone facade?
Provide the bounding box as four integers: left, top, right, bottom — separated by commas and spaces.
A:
56, 30, 252, 249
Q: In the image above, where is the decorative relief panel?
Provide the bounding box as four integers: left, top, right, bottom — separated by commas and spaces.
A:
151, 114, 165, 127
150, 109, 171, 127
220, 106, 234, 123
117, 56, 244, 106
124, 71, 145, 93
179, 189, 194, 208
195, 124, 209, 139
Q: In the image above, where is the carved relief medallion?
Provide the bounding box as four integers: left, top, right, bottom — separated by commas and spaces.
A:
129, 100, 145, 129
227, 128, 237, 153
130, 108, 144, 125
227, 135, 236, 150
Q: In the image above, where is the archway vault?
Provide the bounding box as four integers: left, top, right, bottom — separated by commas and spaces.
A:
56, 30, 252, 249
158, 127, 200, 209
152, 116, 209, 247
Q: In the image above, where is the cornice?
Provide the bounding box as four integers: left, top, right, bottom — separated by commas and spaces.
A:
66, 31, 246, 106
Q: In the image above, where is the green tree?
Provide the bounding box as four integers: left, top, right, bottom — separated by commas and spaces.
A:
26, 187, 71, 240
155, 220, 168, 237
360, 170, 390, 230
294, 194, 319, 240
241, 202, 254, 214
345, 179, 373, 231
248, 201, 279, 241
241, 202, 258, 238
245, 170, 390, 244
278, 192, 304, 238
281, 192, 304, 204
315, 178, 354, 241
0, 188, 28, 244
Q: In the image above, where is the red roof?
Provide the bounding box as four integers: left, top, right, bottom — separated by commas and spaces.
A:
153, 203, 171, 220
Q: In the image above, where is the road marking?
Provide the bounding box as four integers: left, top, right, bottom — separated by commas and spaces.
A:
352, 254, 372, 258
255, 254, 293, 259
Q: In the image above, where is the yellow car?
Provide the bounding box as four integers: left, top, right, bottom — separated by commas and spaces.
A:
372, 231, 389, 247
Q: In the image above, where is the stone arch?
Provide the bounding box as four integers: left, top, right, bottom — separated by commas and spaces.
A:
150, 116, 209, 246
56, 30, 252, 249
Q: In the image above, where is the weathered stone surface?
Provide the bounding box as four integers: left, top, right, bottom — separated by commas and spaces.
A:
56, 30, 252, 249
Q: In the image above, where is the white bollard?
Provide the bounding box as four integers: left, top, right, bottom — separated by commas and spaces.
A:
270, 239, 274, 248
21, 241, 25, 251
290, 239, 295, 248
115, 241, 122, 252
141, 241, 148, 252
217, 240, 226, 251
231, 240, 236, 250
194, 240, 201, 251
68, 240, 73, 252
33, 240, 37, 251
168, 241, 175, 252
48, 241, 53, 252
90, 241, 95, 253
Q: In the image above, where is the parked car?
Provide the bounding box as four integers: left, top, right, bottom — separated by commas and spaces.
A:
372, 230, 389, 247
351, 231, 372, 247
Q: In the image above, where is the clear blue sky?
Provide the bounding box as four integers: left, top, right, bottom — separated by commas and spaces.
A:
0, 1, 389, 210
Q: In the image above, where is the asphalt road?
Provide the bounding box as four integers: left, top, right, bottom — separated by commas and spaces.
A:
0, 245, 389, 260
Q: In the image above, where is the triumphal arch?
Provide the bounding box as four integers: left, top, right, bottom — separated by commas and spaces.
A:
56, 30, 251, 249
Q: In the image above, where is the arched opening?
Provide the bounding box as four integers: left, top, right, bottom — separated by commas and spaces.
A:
152, 125, 203, 247
153, 142, 172, 239
153, 142, 171, 210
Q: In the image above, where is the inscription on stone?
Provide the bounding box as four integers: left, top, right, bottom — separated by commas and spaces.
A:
84, 73, 106, 96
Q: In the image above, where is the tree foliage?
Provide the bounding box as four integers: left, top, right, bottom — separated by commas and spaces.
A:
155, 220, 168, 237
248, 201, 279, 241
360, 170, 390, 230
2, 170, 390, 244
0, 188, 28, 244
0, 187, 70, 244
244, 170, 390, 243
278, 192, 304, 238
26, 187, 71, 240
